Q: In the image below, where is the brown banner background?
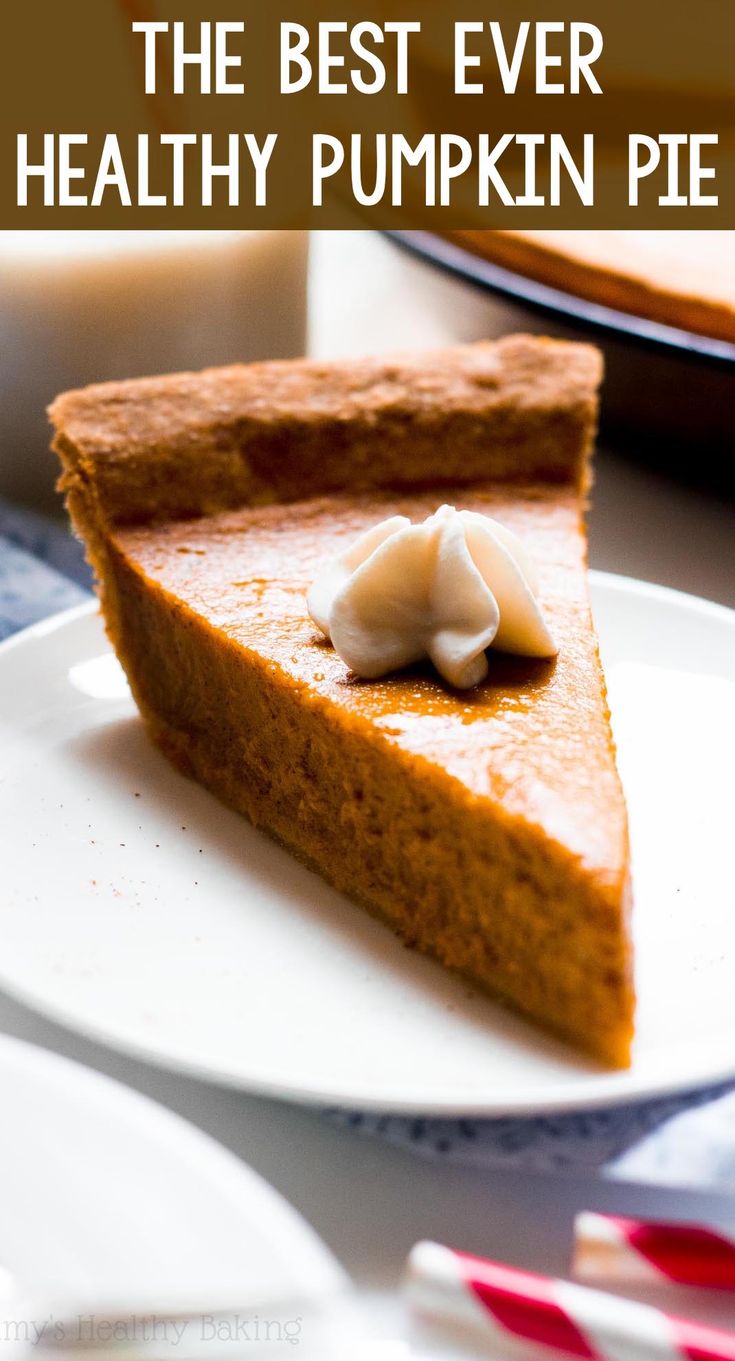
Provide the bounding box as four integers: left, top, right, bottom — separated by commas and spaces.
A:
2, 0, 733, 227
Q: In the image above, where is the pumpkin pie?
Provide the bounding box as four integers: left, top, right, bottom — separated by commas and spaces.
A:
451, 231, 735, 343
50, 335, 634, 1068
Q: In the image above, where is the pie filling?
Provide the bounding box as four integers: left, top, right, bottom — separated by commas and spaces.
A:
50, 337, 635, 1066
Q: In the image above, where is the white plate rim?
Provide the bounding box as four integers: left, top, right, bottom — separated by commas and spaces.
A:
0, 1030, 346, 1298
1, 574, 734, 1118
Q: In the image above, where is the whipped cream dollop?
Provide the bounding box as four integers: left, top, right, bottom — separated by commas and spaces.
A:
307, 505, 557, 689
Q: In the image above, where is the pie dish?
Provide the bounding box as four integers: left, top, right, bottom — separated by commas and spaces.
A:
50, 335, 634, 1068
451, 231, 735, 344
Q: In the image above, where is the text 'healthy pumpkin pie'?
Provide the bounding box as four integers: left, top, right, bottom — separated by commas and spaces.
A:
50, 335, 634, 1068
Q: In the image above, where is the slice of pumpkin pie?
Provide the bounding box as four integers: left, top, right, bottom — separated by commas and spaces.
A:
50, 335, 634, 1067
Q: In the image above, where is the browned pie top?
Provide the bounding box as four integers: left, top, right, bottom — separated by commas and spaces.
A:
115, 482, 628, 887
50, 335, 602, 527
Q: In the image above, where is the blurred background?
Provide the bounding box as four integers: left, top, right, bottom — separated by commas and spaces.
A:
0, 230, 309, 510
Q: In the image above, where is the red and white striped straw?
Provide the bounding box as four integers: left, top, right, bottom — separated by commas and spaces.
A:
574, 1213, 735, 1291
404, 1240, 735, 1361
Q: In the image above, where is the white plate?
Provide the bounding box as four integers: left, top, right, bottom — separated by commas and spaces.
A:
0, 1033, 345, 1354
0, 574, 734, 1117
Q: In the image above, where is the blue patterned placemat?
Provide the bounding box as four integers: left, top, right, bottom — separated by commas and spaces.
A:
327, 1084, 735, 1185
0, 499, 91, 641
3, 500, 734, 1190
